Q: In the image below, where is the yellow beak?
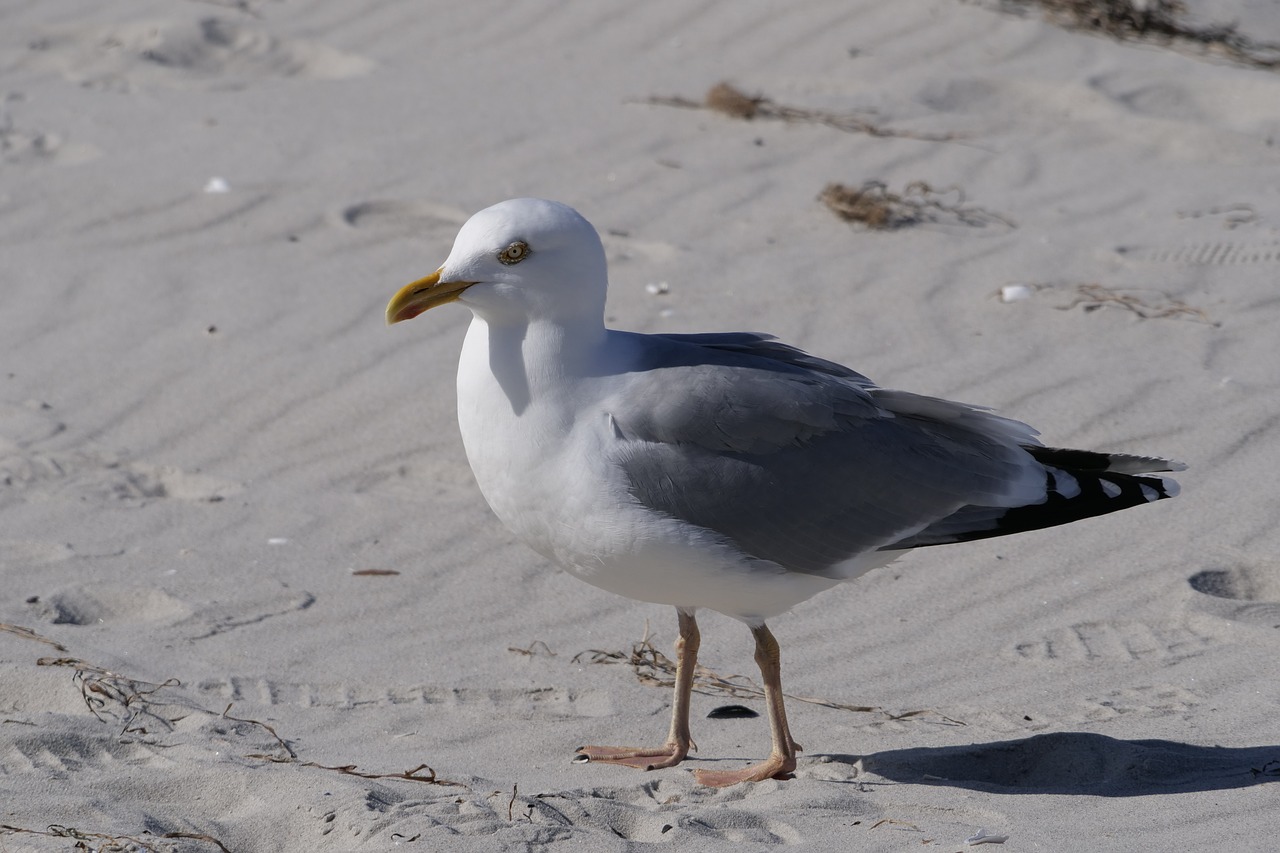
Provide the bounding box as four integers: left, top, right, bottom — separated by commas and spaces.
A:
386, 268, 476, 324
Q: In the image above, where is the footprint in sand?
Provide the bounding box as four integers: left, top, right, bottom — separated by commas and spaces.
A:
1187, 563, 1280, 627
1116, 240, 1280, 266
2, 447, 241, 506
336, 200, 468, 238
0, 540, 77, 567
1010, 619, 1215, 663
195, 676, 615, 717
27, 584, 192, 627
0, 399, 65, 446
21, 16, 372, 92
7, 722, 159, 776
500, 783, 805, 845
0, 107, 100, 166
2, 403, 241, 506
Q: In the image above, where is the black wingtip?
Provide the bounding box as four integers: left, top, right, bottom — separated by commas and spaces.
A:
886, 449, 1182, 550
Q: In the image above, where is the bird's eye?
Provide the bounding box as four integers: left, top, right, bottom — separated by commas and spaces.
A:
497, 241, 530, 265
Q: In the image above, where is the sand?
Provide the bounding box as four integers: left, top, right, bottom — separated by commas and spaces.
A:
2, 0, 1278, 850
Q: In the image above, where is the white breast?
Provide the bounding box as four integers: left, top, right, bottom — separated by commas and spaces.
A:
454, 319, 845, 623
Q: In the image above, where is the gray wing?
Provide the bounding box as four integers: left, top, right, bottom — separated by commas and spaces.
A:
604, 332, 1047, 578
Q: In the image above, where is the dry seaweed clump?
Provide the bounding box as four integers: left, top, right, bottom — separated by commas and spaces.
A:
1000, 0, 1280, 69
821, 181, 1014, 230
1059, 282, 1217, 324
1035, 0, 1196, 38
704, 81, 764, 119
639, 82, 962, 142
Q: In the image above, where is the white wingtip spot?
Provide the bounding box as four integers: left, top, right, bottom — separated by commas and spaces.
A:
1101, 479, 1123, 499
1140, 484, 1159, 503
1159, 476, 1180, 498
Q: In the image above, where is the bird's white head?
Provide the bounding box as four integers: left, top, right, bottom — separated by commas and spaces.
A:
387, 198, 608, 329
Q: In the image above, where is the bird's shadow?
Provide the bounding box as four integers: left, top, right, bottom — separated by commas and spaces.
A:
836, 732, 1280, 796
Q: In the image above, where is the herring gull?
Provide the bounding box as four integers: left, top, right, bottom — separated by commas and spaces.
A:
386, 198, 1182, 787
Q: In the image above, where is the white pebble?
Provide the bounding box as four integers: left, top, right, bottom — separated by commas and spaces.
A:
267, 537, 289, 545
999, 284, 1033, 303
204, 176, 230, 194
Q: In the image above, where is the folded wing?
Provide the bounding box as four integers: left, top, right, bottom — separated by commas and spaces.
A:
606, 333, 1177, 580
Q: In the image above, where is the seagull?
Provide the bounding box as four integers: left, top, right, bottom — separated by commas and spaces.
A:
386, 198, 1182, 788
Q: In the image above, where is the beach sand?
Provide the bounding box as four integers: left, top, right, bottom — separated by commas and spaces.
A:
2, 1, 1278, 849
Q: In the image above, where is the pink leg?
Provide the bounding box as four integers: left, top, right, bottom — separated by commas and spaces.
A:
693, 623, 801, 787
575, 608, 700, 771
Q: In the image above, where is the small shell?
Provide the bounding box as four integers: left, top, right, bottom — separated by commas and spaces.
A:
965, 828, 1010, 845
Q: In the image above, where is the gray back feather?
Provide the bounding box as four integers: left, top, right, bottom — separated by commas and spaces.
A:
604, 333, 1045, 578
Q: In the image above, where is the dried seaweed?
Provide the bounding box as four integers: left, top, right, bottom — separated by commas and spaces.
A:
639, 82, 962, 142
222, 702, 297, 759
996, 0, 1280, 69
1057, 282, 1216, 323
226, 701, 466, 786
507, 640, 558, 657
1002, 281, 1216, 324
37, 656, 185, 736
0, 622, 68, 652
18, 625, 466, 794
246, 754, 463, 787
0, 822, 231, 852
821, 180, 1014, 230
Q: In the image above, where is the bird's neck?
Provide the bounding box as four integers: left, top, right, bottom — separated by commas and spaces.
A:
461, 314, 608, 416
